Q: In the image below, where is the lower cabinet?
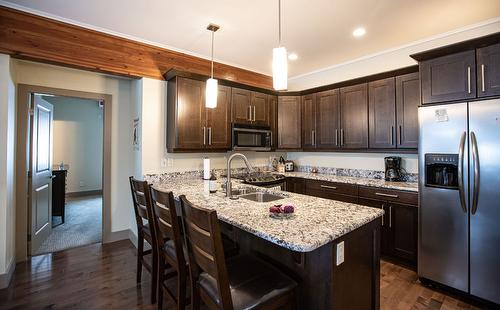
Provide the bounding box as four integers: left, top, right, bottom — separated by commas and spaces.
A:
305, 179, 358, 204
285, 177, 305, 194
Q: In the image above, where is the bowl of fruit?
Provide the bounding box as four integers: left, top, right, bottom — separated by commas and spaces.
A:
269, 204, 295, 219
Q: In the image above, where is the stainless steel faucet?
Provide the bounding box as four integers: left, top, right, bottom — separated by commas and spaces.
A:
226, 153, 253, 198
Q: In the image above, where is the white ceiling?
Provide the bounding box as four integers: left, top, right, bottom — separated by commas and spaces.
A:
3, 0, 500, 78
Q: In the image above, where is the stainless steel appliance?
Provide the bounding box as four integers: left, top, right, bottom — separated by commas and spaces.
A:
419, 99, 500, 304
384, 156, 402, 181
232, 124, 272, 151
285, 160, 294, 172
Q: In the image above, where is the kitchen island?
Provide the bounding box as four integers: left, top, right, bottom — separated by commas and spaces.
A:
150, 175, 384, 309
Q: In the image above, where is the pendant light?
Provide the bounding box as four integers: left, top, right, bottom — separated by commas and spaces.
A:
206, 23, 220, 108
272, 0, 287, 90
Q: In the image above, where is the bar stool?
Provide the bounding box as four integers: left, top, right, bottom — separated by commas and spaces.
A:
129, 177, 158, 304
149, 187, 189, 310
180, 195, 298, 310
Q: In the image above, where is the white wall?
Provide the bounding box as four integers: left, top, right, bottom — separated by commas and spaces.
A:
13, 59, 135, 233
0, 54, 16, 279
48, 96, 103, 193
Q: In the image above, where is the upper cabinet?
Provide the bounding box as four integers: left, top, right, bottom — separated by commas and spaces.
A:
301, 93, 316, 149
340, 83, 368, 149
369, 78, 396, 149
167, 77, 231, 152
278, 96, 301, 149
477, 43, 500, 98
316, 89, 340, 149
420, 50, 476, 104
396, 72, 420, 149
231, 87, 270, 126
268, 95, 278, 149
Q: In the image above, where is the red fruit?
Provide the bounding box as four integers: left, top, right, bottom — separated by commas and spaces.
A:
269, 206, 281, 213
283, 205, 294, 214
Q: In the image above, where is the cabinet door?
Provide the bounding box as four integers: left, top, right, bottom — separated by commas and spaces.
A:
357, 198, 392, 256
231, 88, 252, 124
301, 94, 316, 149
420, 50, 476, 104
269, 95, 278, 149
285, 177, 305, 194
340, 84, 368, 148
396, 72, 419, 149
316, 89, 340, 149
176, 78, 206, 149
477, 43, 500, 98
251, 92, 269, 125
389, 203, 418, 266
206, 85, 231, 150
277, 96, 301, 149
369, 78, 396, 149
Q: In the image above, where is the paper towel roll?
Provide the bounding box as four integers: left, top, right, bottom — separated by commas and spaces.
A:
203, 158, 210, 180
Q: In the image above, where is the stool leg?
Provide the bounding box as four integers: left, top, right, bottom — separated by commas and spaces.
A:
137, 234, 144, 283
157, 258, 164, 310
191, 282, 200, 310
177, 266, 187, 310
151, 246, 158, 304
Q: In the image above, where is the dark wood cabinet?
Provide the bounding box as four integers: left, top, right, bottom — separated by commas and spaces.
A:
167, 77, 231, 152
285, 177, 305, 194
305, 179, 358, 204
477, 43, 500, 98
251, 92, 269, 125
277, 96, 301, 149
396, 72, 420, 149
231, 88, 252, 124
369, 78, 396, 149
357, 198, 392, 256
420, 50, 476, 104
340, 84, 368, 148
269, 95, 278, 149
52, 169, 67, 225
316, 89, 340, 149
301, 94, 316, 149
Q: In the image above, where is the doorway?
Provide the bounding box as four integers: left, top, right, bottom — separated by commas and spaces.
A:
15, 85, 112, 261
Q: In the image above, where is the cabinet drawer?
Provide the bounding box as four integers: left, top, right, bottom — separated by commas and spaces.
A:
306, 189, 358, 204
305, 179, 358, 196
358, 186, 417, 205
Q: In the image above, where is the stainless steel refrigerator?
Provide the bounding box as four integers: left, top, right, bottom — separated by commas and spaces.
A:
419, 99, 500, 304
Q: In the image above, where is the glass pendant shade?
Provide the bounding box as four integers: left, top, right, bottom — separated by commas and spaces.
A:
205, 78, 218, 108
272, 46, 288, 90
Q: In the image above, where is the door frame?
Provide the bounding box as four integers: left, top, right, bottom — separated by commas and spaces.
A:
15, 84, 112, 261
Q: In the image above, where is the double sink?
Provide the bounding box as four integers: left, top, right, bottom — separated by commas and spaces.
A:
227, 187, 286, 203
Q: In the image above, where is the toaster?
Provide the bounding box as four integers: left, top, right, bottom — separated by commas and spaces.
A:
284, 161, 294, 172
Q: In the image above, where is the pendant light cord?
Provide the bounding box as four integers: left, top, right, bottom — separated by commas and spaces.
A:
278, 0, 282, 47
210, 30, 214, 78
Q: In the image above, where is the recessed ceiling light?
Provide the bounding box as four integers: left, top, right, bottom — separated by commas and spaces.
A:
288, 53, 298, 61
352, 27, 366, 38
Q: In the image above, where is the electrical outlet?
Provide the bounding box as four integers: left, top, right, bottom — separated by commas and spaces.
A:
167, 158, 174, 167
336, 241, 345, 266
160, 158, 167, 167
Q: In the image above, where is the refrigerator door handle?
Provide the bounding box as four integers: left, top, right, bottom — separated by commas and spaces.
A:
471, 131, 480, 215
458, 131, 467, 213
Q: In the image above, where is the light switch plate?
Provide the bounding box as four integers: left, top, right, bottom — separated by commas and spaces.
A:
336, 241, 345, 266
167, 158, 174, 167
160, 158, 167, 167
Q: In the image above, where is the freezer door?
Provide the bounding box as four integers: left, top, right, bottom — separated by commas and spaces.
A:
469, 99, 500, 304
418, 103, 469, 292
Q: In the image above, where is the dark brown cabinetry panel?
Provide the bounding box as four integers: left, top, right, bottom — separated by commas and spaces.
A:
391, 203, 418, 264
358, 198, 392, 257
277, 96, 301, 149
305, 179, 358, 203
269, 95, 278, 149
302, 94, 316, 149
369, 78, 396, 149
477, 43, 500, 98
396, 72, 420, 149
285, 177, 305, 194
231, 88, 252, 124
420, 50, 476, 104
206, 85, 232, 149
251, 92, 270, 125
316, 89, 340, 149
340, 84, 368, 148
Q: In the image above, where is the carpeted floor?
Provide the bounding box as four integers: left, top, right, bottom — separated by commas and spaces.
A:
33, 195, 102, 256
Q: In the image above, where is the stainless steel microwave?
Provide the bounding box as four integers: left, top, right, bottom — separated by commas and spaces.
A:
232, 124, 272, 151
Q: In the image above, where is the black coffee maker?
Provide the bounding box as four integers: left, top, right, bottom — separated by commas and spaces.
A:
385, 156, 402, 181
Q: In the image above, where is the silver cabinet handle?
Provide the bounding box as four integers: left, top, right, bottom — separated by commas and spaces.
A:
208, 127, 212, 145
203, 126, 206, 145
320, 185, 337, 190
389, 206, 392, 228
247, 106, 252, 121
253, 106, 256, 121
340, 129, 344, 146
391, 126, 394, 146
458, 131, 467, 213
381, 205, 384, 226
375, 192, 399, 198
467, 66, 471, 94
335, 129, 338, 146
399, 125, 402, 146
481, 64, 485, 92
471, 131, 480, 215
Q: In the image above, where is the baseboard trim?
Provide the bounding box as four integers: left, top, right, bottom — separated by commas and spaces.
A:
104, 229, 130, 244
0, 258, 16, 289
66, 189, 103, 198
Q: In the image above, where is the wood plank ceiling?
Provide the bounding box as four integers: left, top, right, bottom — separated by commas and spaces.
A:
0, 6, 273, 89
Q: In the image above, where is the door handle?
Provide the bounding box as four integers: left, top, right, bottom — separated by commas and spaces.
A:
320, 185, 337, 190
375, 192, 398, 198
381, 205, 384, 226
481, 64, 485, 92
399, 125, 402, 146
340, 129, 344, 146
389, 206, 392, 228
208, 127, 212, 145
335, 129, 338, 146
203, 126, 206, 145
49, 175, 56, 179
391, 126, 394, 146
458, 131, 467, 213
247, 106, 251, 121
467, 66, 471, 94
471, 131, 480, 215
253, 106, 256, 122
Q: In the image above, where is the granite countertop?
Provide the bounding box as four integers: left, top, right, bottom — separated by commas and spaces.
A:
151, 177, 384, 253
281, 171, 419, 192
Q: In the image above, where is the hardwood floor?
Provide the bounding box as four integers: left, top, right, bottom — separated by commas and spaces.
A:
0, 240, 485, 310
